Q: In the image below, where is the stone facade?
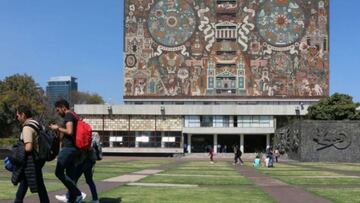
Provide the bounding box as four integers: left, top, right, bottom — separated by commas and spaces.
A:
104, 116, 129, 131
130, 115, 156, 131
276, 121, 360, 162
83, 115, 104, 131
156, 116, 183, 131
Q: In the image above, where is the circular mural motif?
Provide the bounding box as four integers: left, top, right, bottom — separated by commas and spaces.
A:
256, 0, 306, 46
147, 0, 196, 47
125, 54, 137, 68
271, 52, 292, 73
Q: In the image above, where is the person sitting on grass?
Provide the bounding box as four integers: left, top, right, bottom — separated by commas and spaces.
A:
253, 154, 261, 168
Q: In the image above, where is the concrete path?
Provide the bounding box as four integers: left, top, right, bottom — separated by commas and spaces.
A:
235, 165, 332, 203
3, 159, 184, 203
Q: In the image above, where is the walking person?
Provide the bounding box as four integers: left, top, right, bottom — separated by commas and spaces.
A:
233, 145, 244, 165
14, 105, 49, 203
209, 146, 214, 164
49, 99, 83, 203
55, 133, 101, 203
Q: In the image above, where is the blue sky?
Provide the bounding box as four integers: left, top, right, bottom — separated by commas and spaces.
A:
0, 0, 359, 103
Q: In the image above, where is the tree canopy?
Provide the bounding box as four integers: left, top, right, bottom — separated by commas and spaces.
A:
71, 91, 104, 105
0, 74, 104, 138
307, 93, 360, 120
0, 74, 46, 137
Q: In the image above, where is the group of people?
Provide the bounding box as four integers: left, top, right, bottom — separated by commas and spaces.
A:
253, 147, 280, 168
207, 144, 281, 168
8, 99, 100, 203
207, 144, 244, 165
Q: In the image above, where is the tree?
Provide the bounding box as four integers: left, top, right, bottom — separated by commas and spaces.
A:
307, 93, 360, 120
71, 91, 104, 105
0, 74, 47, 137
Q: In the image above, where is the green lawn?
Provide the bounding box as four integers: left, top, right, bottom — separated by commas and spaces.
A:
260, 170, 341, 177
99, 186, 275, 203
0, 159, 173, 200
307, 188, 360, 203
140, 174, 252, 185
255, 161, 360, 202
3, 159, 360, 202
295, 162, 360, 172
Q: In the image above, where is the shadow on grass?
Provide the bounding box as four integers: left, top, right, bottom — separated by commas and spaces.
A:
100, 197, 122, 203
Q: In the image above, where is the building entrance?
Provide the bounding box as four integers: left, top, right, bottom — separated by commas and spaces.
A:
244, 135, 266, 153
191, 135, 213, 152
217, 135, 239, 153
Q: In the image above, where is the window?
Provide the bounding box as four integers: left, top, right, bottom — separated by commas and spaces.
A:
238, 77, 245, 89
185, 116, 200, 127
105, 131, 135, 147
136, 131, 161, 148
163, 132, 181, 148
200, 116, 213, 127
208, 77, 214, 89
214, 116, 229, 127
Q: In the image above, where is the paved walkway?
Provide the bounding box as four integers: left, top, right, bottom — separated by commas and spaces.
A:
3, 159, 184, 203
235, 165, 332, 203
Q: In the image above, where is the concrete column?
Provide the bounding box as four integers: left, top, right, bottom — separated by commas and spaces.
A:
214, 134, 218, 154
161, 132, 165, 148
266, 134, 270, 149
240, 134, 244, 153
109, 131, 113, 148
229, 116, 234, 127
187, 134, 192, 153
135, 132, 139, 148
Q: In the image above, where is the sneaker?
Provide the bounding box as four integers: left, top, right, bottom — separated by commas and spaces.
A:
55, 194, 68, 203
57, 192, 86, 203
81, 192, 87, 200
73, 194, 83, 203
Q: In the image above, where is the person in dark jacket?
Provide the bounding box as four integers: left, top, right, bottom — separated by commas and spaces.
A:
50, 99, 83, 203
233, 145, 244, 165
14, 105, 49, 203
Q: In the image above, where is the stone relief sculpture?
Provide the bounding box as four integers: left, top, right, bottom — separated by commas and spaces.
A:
312, 128, 352, 151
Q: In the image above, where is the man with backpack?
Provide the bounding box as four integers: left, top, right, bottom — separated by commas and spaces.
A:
13, 105, 49, 203
55, 132, 102, 203
49, 99, 83, 203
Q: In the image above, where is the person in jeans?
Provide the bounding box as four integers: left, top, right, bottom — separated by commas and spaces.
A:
55, 143, 99, 203
14, 105, 49, 203
50, 99, 82, 203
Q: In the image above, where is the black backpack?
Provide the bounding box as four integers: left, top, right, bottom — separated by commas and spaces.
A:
25, 122, 60, 162
91, 132, 102, 161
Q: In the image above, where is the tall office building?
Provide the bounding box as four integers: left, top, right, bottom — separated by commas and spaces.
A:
46, 76, 78, 106
76, 0, 329, 154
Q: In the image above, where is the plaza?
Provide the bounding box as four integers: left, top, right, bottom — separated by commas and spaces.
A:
1, 156, 360, 202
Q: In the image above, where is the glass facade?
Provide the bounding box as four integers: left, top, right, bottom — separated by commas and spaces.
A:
46, 76, 78, 105
185, 115, 273, 128
105, 131, 181, 148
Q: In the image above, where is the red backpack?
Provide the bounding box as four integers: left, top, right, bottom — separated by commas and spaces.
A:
71, 112, 92, 150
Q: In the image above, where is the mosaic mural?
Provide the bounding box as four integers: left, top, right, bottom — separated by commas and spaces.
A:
124, 0, 329, 97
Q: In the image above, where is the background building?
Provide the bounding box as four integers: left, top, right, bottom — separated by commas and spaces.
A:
76, 0, 329, 155
46, 76, 78, 106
